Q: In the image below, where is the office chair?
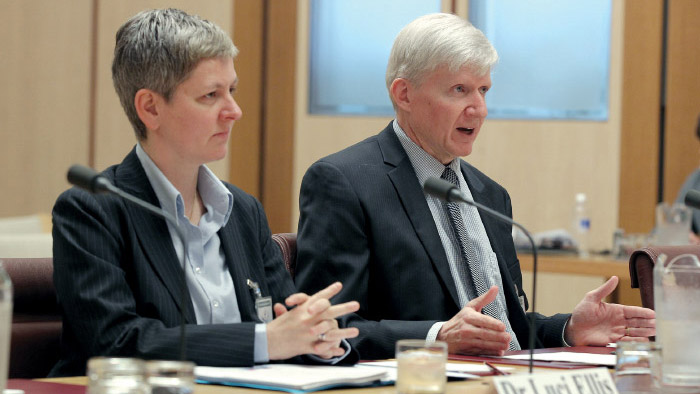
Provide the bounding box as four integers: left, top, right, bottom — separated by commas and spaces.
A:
628, 245, 700, 309
3, 257, 62, 378
272, 233, 297, 278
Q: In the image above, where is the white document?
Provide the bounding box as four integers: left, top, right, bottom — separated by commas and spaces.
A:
195, 364, 387, 392
359, 360, 513, 379
501, 352, 616, 366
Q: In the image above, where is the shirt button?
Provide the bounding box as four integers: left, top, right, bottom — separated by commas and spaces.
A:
213, 301, 220, 308
194, 267, 201, 274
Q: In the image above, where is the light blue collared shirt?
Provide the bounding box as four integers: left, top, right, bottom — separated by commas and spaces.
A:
135, 144, 270, 362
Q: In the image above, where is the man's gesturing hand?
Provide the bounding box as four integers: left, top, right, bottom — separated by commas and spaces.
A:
565, 276, 655, 346
437, 285, 510, 356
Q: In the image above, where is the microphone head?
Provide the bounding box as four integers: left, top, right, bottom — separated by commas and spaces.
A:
424, 177, 458, 202
685, 189, 700, 210
67, 165, 111, 193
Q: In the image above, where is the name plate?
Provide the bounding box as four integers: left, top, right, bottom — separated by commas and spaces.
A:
493, 367, 618, 394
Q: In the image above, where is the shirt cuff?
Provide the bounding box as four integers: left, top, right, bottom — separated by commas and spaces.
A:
254, 323, 269, 363
305, 339, 352, 365
561, 316, 572, 347
427, 322, 444, 341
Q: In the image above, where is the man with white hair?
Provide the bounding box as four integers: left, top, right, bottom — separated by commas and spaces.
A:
295, 13, 655, 359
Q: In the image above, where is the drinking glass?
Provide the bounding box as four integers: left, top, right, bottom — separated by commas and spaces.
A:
396, 339, 447, 394
615, 341, 661, 378
653, 203, 691, 245
87, 357, 148, 394
145, 360, 195, 394
0, 262, 12, 393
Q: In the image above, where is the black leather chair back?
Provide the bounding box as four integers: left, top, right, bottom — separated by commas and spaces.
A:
2, 257, 61, 378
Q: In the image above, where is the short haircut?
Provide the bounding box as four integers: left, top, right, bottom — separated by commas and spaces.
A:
385, 13, 498, 105
112, 8, 238, 140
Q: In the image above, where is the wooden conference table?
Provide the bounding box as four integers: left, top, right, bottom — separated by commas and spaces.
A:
35, 375, 501, 393
13, 255, 646, 393
26, 347, 654, 394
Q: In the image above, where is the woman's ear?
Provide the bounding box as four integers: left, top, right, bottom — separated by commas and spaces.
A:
134, 88, 161, 131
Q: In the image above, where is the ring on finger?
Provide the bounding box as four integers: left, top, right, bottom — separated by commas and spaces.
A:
318, 332, 327, 341
625, 327, 630, 336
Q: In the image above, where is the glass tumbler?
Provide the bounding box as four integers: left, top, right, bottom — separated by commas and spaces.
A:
614, 341, 662, 393
145, 360, 195, 394
87, 357, 148, 394
396, 339, 447, 394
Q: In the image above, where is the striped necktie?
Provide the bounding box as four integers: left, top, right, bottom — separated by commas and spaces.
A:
441, 167, 520, 350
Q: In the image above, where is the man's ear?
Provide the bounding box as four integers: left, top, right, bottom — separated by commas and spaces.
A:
134, 88, 161, 131
390, 78, 411, 112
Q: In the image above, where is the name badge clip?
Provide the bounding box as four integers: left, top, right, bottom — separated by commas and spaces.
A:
247, 279, 273, 323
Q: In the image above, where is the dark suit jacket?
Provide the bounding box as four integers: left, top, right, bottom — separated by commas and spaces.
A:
295, 123, 570, 360
50, 149, 297, 376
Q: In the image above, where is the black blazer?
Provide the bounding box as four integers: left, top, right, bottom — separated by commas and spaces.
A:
50, 148, 297, 376
295, 123, 569, 360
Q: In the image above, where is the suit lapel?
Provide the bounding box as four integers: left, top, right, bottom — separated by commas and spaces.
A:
378, 126, 462, 308
218, 219, 261, 322
114, 148, 197, 323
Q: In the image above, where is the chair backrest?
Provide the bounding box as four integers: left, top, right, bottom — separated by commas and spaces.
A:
272, 233, 297, 278
628, 245, 700, 309
2, 257, 61, 378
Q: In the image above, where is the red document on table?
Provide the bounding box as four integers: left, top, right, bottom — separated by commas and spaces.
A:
7, 379, 86, 394
448, 346, 614, 369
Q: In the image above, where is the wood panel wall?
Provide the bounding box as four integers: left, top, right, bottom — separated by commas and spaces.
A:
619, 0, 700, 234
2, 0, 700, 245
618, 0, 664, 234
230, 0, 265, 198
230, 0, 298, 234
663, 0, 700, 204
260, 0, 297, 234
0, 1, 234, 222
0, 0, 93, 217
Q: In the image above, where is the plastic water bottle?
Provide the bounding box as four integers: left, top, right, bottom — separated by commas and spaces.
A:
0, 262, 12, 392
573, 193, 591, 258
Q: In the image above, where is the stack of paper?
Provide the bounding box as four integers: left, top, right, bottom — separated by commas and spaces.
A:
195, 364, 388, 393
359, 360, 511, 379
501, 352, 615, 366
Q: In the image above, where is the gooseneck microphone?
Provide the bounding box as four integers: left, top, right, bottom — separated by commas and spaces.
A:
67, 164, 190, 361
684, 189, 700, 210
424, 177, 538, 373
